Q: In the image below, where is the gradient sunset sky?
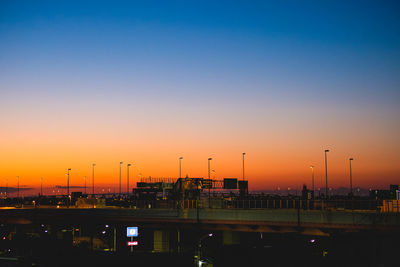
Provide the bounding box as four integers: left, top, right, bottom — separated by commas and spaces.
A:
0, 0, 399, 193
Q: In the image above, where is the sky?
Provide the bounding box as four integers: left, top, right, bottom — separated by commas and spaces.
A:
0, 0, 399, 194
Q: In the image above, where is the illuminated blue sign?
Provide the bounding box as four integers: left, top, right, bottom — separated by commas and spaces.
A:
127, 227, 138, 237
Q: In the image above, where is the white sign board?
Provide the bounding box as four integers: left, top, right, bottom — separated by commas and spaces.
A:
127, 227, 138, 237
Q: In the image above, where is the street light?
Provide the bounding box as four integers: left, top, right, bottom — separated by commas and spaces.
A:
83, 176, 86, 194
127, 163, 132, 195
208, 158, 212, 206
324, 149, 329, 198
66, 168, 71, 197
207, 158, 212, 180
92, 164, 96, 196
242, 152, 246, 181
66, 169, 71, 207
16, 176, 19, 198
310, 166, 314, 198
4, 179, 8, 198
179, 157, 183, 179
197, 233, 214, 266
40, 177, 43, 196
119, 161, 123, 195
349, 158, 354, 196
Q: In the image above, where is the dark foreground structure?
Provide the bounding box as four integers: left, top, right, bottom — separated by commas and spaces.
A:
1, 179, 399, 266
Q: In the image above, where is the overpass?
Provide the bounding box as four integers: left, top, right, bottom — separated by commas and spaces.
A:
1, 199, 399, 234
1, 199, 399, 266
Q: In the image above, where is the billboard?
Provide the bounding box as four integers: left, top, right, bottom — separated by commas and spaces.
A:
223, 178, 237, 189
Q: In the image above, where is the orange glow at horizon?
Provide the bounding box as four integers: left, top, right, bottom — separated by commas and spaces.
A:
0, 93, 399, 193
0, 137, 398, 193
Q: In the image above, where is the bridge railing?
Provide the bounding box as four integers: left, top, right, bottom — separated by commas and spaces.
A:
219, 199, 382, 212
181, 199, 399, 213
1, 197, 399, 213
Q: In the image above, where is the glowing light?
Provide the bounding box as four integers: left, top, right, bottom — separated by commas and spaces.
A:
127, 241, 138, 246
127, 227, 138, 237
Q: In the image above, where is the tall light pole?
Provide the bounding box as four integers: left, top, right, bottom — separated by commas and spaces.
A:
119, 161, 123, 195
5, 179, 8, 198
208, 158, 212, 180
40, 177, 43, 196
324, 149, 329, 198
310, 166, 314, 198
242, 152, 246, 181
127, 164, 132, 195
208, 158, 212, 206
179, 157, 183, 179
16, 176, 19, 198
92, 164, 96, 196
67, 169, 71, 197
349, 158, 354, 196
83, 176, 86, 194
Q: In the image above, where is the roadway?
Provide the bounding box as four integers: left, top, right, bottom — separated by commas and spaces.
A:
1, 206, 399, 234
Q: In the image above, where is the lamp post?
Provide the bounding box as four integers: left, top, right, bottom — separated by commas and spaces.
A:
207, 158, 212, 180
66, 169, 71, 197
208, 158, 212, 206
92, 164, 96, 196
119, 161, 123, 195
179, 157, 183, 179
310, 166, 314, 198
127, 163, 132, 195
66, 169, 71, 207
83, 176, 86, 195
5, 179, 8, 198
16, 176, 19, 198
197, 233, 213, 266
324, 149, 329, 198
242, 152, 246, 181
349, 158, 354, 196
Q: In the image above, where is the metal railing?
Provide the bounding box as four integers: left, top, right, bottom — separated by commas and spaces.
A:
218, 199, 380, 211
1, 198, 399, 213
